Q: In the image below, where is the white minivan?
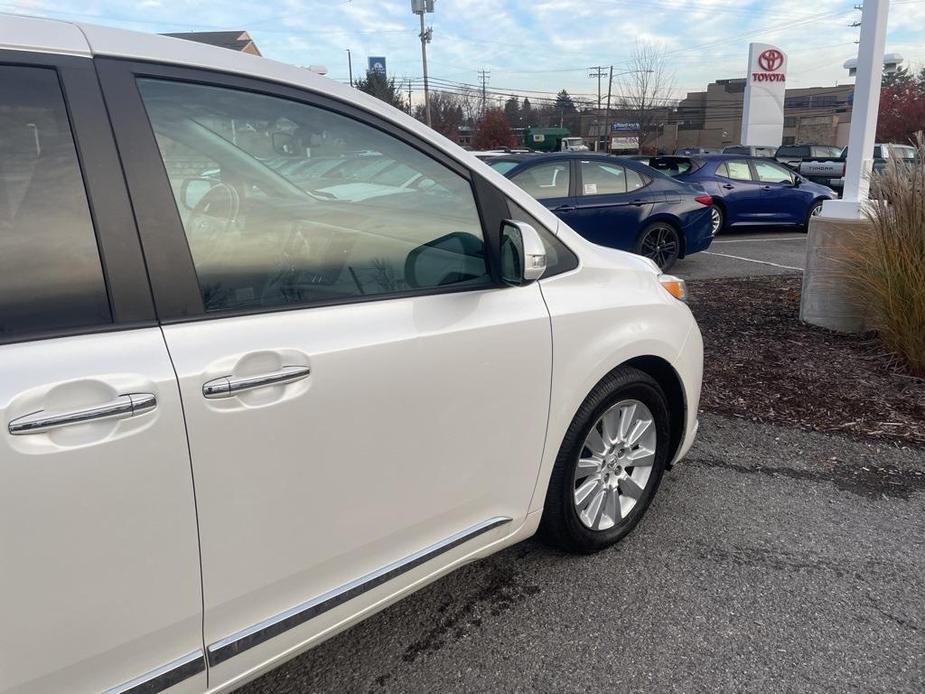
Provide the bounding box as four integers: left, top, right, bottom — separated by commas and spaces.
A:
0, 15, 702, 694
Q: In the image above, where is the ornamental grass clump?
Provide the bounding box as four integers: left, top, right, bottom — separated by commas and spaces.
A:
849, 136, 925, 376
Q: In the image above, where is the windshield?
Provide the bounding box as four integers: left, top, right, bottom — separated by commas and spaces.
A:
490, 160, 521, 174
842, 145, 918, 161
646, 157, 695, 177
891, 145, 918, 161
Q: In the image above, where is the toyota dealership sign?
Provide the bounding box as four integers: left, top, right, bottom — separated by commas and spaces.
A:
741, 43, 788, 147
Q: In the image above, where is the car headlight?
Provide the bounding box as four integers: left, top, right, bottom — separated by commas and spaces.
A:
659, 274, 688, 302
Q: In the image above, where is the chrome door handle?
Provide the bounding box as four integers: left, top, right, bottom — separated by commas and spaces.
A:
202, 366, 311, 399
8, 393, 157, 436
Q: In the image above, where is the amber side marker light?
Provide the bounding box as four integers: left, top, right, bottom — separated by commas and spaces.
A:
658, 274, 688, 302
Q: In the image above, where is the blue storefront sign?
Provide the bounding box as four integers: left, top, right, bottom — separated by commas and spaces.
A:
368, 57, 387, 74
611, 122, 640, 132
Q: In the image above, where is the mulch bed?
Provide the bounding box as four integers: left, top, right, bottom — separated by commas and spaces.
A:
687, 275, 925, 448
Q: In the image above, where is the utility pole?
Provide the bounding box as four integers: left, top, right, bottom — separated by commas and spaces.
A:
589, 66, 607, 151
477, 69, 490, 117
412, 0, 435, 127
407, 78, 413, 113
604, 65, 614, 154
346, 49, 353, 86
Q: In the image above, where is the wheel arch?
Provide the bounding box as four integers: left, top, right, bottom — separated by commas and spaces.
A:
636, 215, 687, 259
623, 355, 686, 468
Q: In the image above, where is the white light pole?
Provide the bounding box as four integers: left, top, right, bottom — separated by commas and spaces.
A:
412, 0, 434, 128
821, 0, 889, 220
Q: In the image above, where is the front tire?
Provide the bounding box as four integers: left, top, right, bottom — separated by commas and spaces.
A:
539, 367, 671, 554
634, 222, 681, 271
804, 200, 824, 232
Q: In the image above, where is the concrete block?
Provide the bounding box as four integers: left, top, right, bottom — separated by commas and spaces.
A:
800, 215, 875, 333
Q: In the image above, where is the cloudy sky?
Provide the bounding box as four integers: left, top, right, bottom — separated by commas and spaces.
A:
4, 0, 924, 106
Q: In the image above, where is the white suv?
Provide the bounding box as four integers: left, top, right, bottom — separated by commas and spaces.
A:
0, 15, 702, 694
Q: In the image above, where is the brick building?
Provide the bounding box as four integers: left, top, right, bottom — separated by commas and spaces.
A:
579, 78, 855, 154
673, 78, 854, 150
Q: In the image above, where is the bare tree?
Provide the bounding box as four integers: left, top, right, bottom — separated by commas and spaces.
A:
454, 86, 481, 126
616, 43, 676, 153
413, 90, 464, 140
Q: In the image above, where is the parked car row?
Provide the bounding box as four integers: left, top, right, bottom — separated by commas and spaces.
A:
488, 153, 715, 271
642, 154, 836, 233
791, 143, 919, 193
490, 150, 835, 271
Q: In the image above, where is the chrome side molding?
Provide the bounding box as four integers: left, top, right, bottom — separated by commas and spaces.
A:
104, 649, 205, 694
207, 516, 512, 666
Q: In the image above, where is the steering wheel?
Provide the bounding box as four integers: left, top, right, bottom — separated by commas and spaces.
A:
187, 182, 240, 238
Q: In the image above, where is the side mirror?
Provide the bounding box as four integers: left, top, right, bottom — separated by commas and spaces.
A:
180, 178, 215, 210
500, 220, 547, 286
792, 177, 802, 187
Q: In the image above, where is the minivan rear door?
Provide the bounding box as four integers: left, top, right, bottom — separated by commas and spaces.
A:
0, 52, 204, 694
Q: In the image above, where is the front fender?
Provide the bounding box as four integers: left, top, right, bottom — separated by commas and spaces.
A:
529, 261, 703, 513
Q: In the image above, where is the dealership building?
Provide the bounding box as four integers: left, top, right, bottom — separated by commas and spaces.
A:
672, 78, 854, 150
582, 78, 855, 153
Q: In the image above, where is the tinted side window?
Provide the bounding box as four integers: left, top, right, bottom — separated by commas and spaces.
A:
136, 79, 490, 312
511, 162, 570, 200
579, 161, 626, 195
625, 167, 648, 191
0, 65, 111, 339
724, 146, 748, 155
718, 160, 753, 181
754, 160, 795, 184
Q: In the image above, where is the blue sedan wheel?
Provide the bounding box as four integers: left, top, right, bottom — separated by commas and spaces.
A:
635, 222, 681, 271
804, 200, 824, 232
710, 206, 724, 236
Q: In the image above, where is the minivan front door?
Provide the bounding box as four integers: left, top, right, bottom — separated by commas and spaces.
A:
107, 67, 552, 686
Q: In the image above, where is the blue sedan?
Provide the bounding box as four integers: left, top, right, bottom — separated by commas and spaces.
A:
643, 154, 836, 235
490, 153, 714, 271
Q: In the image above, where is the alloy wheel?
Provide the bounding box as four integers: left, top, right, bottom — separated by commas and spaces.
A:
710, 206, 723, 235
572, 399, 657, 531
640, 225, 680, 270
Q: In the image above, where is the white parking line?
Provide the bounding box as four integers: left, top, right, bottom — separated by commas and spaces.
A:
701, 251, 804, 272
712, 236, 806, 244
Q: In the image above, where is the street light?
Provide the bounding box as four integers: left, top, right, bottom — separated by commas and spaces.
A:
822, 0, 889, 219
412, 0, 435, 127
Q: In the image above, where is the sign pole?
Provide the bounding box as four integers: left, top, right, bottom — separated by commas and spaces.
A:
821, 0, 889, 219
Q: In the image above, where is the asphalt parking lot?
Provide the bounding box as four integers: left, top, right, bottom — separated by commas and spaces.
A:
243, 415, 925, 694
242, 230, 925, 693
674, 229, 807, 280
